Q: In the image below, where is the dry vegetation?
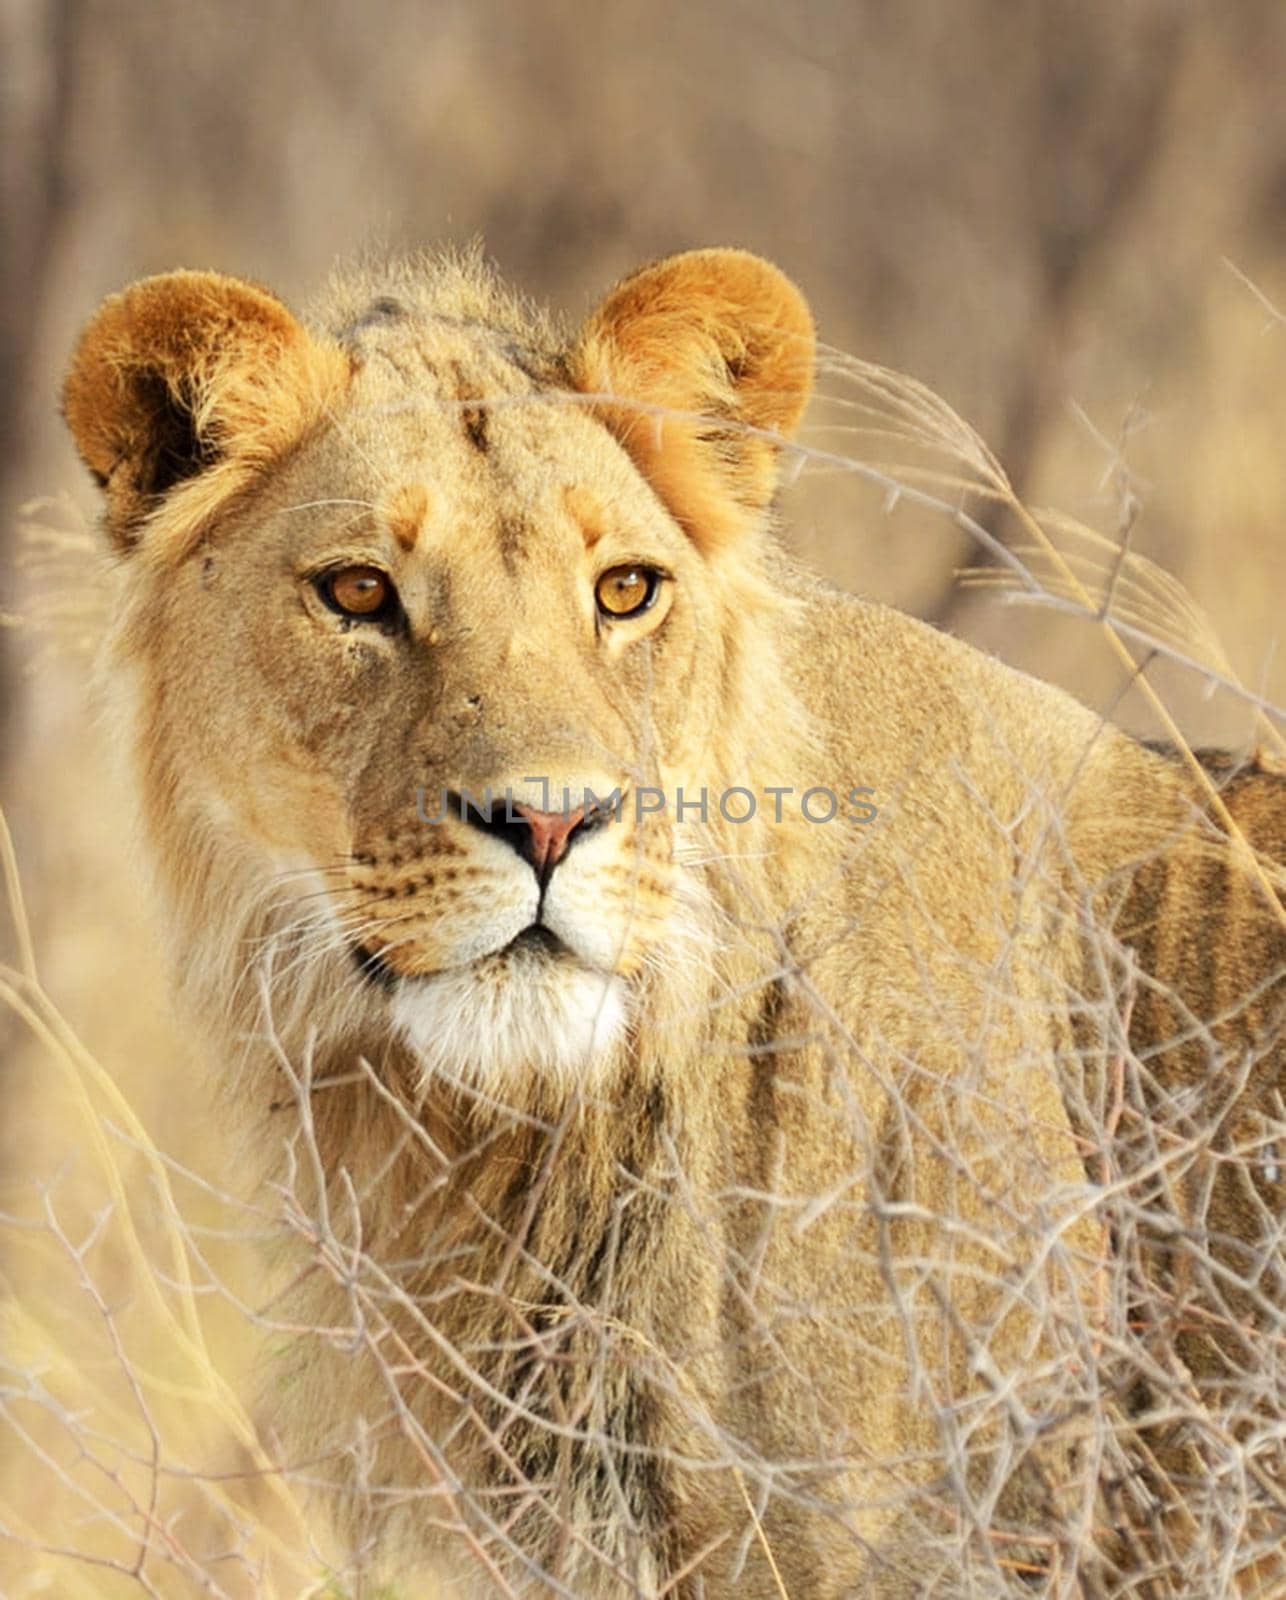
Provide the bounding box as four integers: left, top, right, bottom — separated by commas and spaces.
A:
2, 3, 1284, 1595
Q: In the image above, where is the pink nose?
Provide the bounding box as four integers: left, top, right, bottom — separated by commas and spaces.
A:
512, 804, 586, 874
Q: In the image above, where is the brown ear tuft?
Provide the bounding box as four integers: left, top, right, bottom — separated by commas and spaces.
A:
567, 249, 815, 552
62, 271, 348, 554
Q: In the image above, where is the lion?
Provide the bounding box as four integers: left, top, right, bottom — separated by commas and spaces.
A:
61, 248, 1284, 1597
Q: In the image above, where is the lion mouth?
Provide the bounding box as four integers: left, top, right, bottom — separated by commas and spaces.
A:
371, 914, 631, 1091
503, 924, 568, 959
351, 923, 571, 988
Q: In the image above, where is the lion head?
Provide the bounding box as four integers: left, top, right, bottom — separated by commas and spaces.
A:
63, 249, 817, 1102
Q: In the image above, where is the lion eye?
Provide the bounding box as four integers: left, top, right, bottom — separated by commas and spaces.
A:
318, 565, 398, 620
595, 565, 661, 619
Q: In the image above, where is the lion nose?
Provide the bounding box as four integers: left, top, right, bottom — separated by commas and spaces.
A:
455, 792, 611, 883
511, 804, 585, 876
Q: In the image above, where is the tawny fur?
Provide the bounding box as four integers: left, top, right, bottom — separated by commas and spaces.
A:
63, 247, 1283, 1597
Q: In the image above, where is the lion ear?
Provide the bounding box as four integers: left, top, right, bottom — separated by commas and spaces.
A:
62, 270, 347, 555
567, 249, 814, 552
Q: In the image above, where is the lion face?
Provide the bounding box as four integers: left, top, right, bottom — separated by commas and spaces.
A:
63, 251, 814, 1093
174, 346, 710, 1091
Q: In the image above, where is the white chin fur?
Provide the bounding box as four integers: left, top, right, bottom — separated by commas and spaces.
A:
391, 952, 628, 1101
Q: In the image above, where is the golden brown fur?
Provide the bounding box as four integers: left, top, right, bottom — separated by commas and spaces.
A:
62, 248, 1284, 1596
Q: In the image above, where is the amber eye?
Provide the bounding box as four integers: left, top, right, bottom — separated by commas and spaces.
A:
317, 565, 399, 621
595, 565, 662, 620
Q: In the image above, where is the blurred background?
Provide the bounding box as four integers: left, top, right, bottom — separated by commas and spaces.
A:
2, 1, 1284, 1592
